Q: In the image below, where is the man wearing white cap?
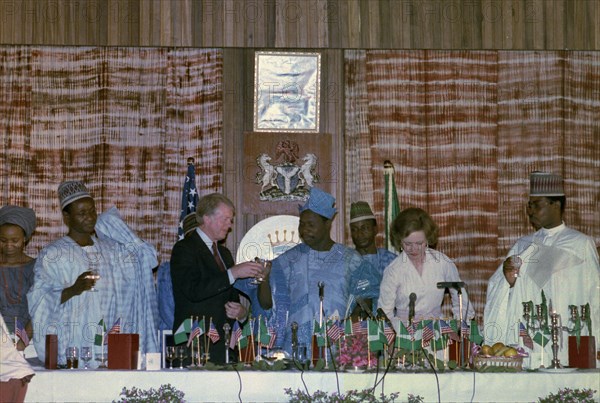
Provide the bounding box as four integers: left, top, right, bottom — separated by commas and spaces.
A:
484, 172, 600, 367
259, 188, 381, 357
28, 181, 159, 367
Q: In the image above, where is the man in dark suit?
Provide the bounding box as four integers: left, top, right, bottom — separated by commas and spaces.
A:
170, 193, 264, 363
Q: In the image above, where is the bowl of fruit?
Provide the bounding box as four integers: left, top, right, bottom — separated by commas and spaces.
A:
474, 342, 523, 372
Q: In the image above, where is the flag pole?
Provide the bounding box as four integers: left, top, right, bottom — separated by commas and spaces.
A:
14, 317, 17, 348
383, 160, 400, 252
189, 315, 194, 366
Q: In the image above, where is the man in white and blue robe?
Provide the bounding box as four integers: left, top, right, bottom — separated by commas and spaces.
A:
28, 181, 158, 367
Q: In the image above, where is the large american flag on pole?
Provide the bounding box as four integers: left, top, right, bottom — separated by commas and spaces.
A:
178, 158, 198, 240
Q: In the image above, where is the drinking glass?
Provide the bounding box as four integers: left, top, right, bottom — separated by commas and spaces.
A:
177, 346, 188, 369
66, 347, 79, 369
88, 265, 100, 292
250, 258, 269, 285
80, 347, 92, 369
166, 346, 176, 369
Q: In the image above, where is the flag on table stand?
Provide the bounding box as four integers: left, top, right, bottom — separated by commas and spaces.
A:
440, 319, 460, 343
258, 316, 271, 346
367, 320, 387, 351
208, 320, 220, 343
174, 318, 192, 345
177, 158, 199, 241
352, 320, 368, 336
469, 320, 484, 345
421, 320, 435, 348
108, 318, 121, 335
383, 160, 400, 252
94, 319, 107, 346
15, 319, 29, 347
383, 322, 395, 346
519, 322, 534, 349
344, 319, 353, 336
229, 321, 242, 350
396, 321, 413, 350
313, 320, 326, 347
533, 329, 550, 347
327, 320, 343, 343
460, 319, 470, 339
187, 319, 203, 347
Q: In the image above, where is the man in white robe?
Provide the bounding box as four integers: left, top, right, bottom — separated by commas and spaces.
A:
484, 172, 600, 368
27, 181, 158, 367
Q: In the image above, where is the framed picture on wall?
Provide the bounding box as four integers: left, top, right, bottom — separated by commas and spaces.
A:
254, 51, 321, 133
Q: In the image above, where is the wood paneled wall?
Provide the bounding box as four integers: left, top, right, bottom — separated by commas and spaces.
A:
0, 0, 598, 50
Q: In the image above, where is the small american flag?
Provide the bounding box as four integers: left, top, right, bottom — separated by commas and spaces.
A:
421, 322, 434, 347
108, 318, 121, 334
519, 322, 534, 349
229, 321, 242, 350
352, 320, 368, 336
383, 322, 395, 345
187, 319, 202, 347
440, 319, 460, 342
326, 320, 343, 342
461, 319, 469, 339
15, 319, 29, 347
208, 320, 220, 343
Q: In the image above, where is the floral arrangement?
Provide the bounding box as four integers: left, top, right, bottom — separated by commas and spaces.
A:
538, 387, 596, 403
336, 335, 378, 369
114, 383, 185, 402
285, 388, 422, 402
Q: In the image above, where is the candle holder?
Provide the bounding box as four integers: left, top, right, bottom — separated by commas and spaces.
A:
548, 312, 562, 369
564, 305, 579, 333
522, 302, 531, 327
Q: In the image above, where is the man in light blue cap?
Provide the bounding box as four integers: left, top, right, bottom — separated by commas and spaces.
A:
258, 187, 381, 357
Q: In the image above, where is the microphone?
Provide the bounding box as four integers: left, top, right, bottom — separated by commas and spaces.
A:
377, 308, 396, 336
408, 293, 417, 324
291, 321, 299, 350
355, 297, 376, 320
436, 281, 465, 290
318, 282, 324, 301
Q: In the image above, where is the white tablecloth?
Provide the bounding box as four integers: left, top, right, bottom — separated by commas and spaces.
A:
25, 367, 599, 402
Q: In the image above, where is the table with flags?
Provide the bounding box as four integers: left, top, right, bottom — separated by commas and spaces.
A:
21, 316, 598, 402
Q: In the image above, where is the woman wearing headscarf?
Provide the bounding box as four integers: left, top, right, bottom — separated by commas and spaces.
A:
0, 205, 36, 350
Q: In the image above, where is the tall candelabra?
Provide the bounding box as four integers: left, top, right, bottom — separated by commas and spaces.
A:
548, 311, 562, 369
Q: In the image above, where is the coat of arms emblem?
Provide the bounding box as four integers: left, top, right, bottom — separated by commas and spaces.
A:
256, 140, 319, 201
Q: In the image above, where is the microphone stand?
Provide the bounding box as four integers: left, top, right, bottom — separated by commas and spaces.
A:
223, 323, 231, 364
319, 283, 329, 368
456, 285, 465, 367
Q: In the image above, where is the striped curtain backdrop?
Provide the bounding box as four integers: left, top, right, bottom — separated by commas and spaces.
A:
0, 46, 223, 262
344, 50, 600, 320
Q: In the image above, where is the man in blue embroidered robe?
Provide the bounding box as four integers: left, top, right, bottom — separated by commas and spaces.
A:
27, 181, 159, 367
257, 188, 381, 357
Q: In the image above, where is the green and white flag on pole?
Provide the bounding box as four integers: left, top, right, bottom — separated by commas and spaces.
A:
173, 318, 192, 345
367, 319, 386, 351
94, 319, 106, 346
384, 160, 400, 252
